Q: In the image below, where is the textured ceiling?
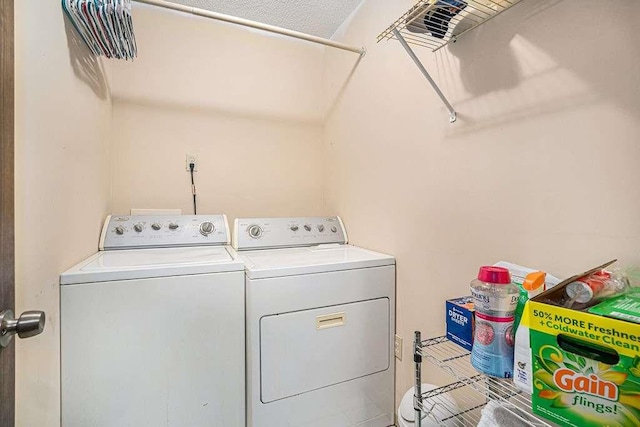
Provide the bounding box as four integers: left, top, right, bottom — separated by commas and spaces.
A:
166, 0, 364, 39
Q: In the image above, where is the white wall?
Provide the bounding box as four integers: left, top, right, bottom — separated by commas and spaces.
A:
14, 2, 112, 426
108, 5, 325, 219
324, 0, 640, 408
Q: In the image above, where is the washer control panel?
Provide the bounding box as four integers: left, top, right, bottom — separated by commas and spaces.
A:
233, 216, 347, 250
100, 214, 230, 250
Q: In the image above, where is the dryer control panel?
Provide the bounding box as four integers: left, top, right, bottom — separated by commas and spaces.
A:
100, 214, 230, 250
233, 216, 347, 250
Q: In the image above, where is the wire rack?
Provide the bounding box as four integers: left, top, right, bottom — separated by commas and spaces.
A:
413, 334, 556, 426
414, 375, 487, 425
377, 0, 523, 52
375, 0, 526, 122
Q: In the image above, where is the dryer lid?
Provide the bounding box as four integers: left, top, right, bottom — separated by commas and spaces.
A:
60, 246, 244, 285
240, 244, 395, 279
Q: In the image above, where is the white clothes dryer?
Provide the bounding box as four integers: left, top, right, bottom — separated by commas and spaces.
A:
60, 215, 245, 427
233, 216, 396, 427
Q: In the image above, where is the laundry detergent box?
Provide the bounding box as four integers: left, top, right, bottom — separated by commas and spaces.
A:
589, 287, 640, 324
528, 261, 640, 427
445, 296, 475, 351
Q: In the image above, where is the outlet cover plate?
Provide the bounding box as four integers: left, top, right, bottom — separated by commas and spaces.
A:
186, 154, 198, 171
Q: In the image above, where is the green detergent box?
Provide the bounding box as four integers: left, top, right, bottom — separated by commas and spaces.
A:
589, 288, 640, 324
528, 262, 640, 427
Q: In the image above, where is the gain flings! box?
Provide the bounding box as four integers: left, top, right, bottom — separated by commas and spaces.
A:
528, 261, 640, 427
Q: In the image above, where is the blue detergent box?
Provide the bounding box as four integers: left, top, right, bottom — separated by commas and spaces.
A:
445, 297, 475, 351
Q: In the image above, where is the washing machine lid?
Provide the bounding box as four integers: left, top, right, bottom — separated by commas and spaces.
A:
60, 246, 244, 285
240, 244, 395, 279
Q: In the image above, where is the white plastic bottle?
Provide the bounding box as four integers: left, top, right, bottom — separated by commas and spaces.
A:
513, 302, 533, 393
513, 273, 546, 394
470, 266, 519, 378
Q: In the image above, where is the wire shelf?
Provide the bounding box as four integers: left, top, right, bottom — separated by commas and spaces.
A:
415, 377, 487, 426
416, 336, 556, 426
377, 0, 523, 52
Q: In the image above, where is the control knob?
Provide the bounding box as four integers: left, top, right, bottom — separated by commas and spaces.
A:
169, 223, 179, 230
331, 226, 337, 233
248, 225, 262, 239
151, 223, 162, 231
200, 221, 215, 236
304, 224, 311, 232
115, 226, 125, 235
133, 224, 143, 233
317, 225, 325, 232
290, 225, 299, 232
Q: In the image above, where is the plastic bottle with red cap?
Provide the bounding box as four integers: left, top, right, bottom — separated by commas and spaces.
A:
470, 266, 520, 378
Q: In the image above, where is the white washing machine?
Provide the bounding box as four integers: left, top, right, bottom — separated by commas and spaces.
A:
233, 216, 396, 427
60, 215, 245, 427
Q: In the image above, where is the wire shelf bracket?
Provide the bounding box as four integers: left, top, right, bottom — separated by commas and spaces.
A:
392, 28, 457, 123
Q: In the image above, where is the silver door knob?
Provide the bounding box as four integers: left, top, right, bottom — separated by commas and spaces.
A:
0, 310, 45, 348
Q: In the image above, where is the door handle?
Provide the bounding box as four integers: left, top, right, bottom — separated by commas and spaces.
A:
316, 312, 346, 330
0, 309, 45, 347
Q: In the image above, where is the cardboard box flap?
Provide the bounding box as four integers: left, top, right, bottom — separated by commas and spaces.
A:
531, 259, 617, 306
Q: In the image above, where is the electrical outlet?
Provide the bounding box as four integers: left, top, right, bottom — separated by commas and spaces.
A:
394, 335, 402, 360
185, 154, 198, 171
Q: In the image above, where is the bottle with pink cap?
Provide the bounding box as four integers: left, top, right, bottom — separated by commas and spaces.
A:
470, 266, 520, 378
